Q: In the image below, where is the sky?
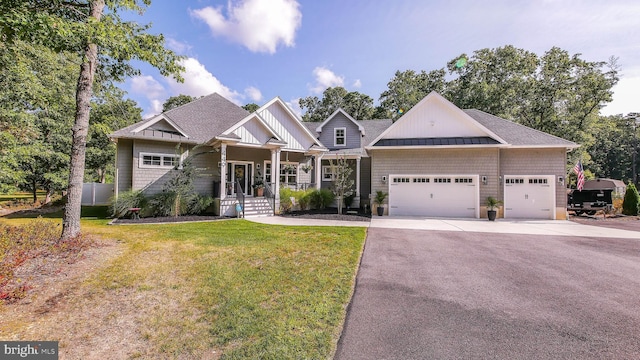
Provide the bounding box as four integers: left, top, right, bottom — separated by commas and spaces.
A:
124, 0, 640, 118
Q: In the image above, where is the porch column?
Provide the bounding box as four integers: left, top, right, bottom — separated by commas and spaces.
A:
274, 149, 281, 201
315, 154, 322, 189
220, 143, 227, 200
356, 157, 361, 197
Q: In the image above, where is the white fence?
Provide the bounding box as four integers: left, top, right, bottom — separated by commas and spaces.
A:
81, 183, 114, 206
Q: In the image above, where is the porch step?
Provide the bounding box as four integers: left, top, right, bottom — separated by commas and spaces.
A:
221, 197, 274, 217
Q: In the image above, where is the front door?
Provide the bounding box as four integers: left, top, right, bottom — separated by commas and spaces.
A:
227, 163, 253, 196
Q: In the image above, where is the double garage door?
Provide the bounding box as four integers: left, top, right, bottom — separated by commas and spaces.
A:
388, 175, 479, 217
388, 174, 556, 219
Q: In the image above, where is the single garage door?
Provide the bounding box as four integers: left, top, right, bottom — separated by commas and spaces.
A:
504, 175, 555, 219
388, 175, 479, 217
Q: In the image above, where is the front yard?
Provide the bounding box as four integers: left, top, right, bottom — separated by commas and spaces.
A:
0, 215, 366, 359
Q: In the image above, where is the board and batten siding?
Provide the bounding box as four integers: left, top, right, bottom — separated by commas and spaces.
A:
370, 148, 499, 208
499, 148, 568, 219
317, 112, 362, 150
116, 139, 133, 194
234, 117, 274, 145
258, 102, 314, 151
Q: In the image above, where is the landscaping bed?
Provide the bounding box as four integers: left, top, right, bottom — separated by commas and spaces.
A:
280, 208, 371, 222
569, 214, 640, 232
111, 215, 227, 224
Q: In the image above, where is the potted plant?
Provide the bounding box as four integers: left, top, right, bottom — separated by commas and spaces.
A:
253, 172, 264, 196
282, 163, 296, 173
374, 190, 388, 216
486, 196, 502, 221
301, 164, 312, 174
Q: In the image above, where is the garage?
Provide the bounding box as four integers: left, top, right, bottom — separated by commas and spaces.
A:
504, 175, 555, 219
388, 175, 479, 217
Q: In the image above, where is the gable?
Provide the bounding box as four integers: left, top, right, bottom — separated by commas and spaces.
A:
380, 93, 496, 141
231, 115, 278, 146
132, 115, 189, 138
257, 99, 318, 151
317, 111, 363, 149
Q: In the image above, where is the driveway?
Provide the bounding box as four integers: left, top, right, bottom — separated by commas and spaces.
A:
335, 227, 640, 359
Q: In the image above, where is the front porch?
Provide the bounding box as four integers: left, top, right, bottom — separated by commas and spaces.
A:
212, 143, 324, 217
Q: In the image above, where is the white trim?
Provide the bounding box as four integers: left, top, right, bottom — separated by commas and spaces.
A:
322, 165, 335, 181
132, 115, 189, 138
138, 152, 180, 169
258, 97, 327, 150
334, 127, 347, 147
222, 112, 283, 142
315, 108, 365, 135
367, 91, 507, 147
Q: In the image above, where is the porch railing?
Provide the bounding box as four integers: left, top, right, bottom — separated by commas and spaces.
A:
235, 179, 245, 218
263, 182, 276, 216
281, 182, 316, 191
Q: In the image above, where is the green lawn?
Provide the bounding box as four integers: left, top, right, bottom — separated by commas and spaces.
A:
2, 216, 366, 359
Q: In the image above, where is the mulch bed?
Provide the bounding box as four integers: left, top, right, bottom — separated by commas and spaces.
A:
279, 209, 371, 222
569, 214, 640, 232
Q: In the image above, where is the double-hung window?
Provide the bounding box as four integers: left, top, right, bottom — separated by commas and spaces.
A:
334, 127, 346, 147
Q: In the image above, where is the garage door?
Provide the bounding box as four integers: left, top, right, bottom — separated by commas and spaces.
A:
388, 175, 479, 217
504, 175, 555, 219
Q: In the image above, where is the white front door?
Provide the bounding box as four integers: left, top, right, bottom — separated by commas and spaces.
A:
504, 175, 555, 219
388, 175, 479, 218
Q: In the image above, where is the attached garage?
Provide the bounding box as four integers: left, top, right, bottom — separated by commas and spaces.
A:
388, 175, 479, 217
504, 175, 556, 219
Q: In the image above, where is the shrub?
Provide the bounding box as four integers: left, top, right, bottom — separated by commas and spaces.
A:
279, 187, 295, 213
622, 183, 640, 215
309, 189, 335, 210
297, 189, 313, 211
110, 190, 147, 218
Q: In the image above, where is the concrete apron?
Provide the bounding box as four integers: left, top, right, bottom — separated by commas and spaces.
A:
370, 217, 640, 239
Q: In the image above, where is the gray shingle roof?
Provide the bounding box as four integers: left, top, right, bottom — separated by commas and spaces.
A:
110, 93, 249, 144
359, 119, 393, 146
463, 109, 578, 147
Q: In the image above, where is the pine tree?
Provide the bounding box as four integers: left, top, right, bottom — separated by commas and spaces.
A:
622, 183, 640, 216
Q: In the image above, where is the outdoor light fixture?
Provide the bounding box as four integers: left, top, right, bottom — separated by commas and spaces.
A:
499, 176, 503, 184
558, 176, 564, 185
382, 175, 387, 183
482, 176, 488, 185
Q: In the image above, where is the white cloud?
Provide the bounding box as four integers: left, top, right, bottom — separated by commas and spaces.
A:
353, 79, 362, 88
190, 0, 302, 54
310, 66, 344, 94
244, 86, 263, 102
130, 75, 166, 100
165, 38, 192, 54
166, 57, 242, 103
601, 74, 640, 116
285, 97, 303, 118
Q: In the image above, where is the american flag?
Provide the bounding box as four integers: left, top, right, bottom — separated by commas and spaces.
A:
573, 160, 585, 191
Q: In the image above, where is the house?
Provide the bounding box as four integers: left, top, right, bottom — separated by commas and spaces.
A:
110, 91, 577, 219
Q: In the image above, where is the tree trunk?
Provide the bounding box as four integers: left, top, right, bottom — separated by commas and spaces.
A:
61, 0, 105, 240
32, 180, 37, 204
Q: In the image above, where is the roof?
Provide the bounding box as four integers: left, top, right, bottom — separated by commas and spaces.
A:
315, 108, 365, 134
110, 93, 249, 143
374, 137, 500, 147
463, 109, 578, 148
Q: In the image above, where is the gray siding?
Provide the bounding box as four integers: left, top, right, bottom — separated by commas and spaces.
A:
320, 158, 358, 193
116, 140, 133, 194
370, 148, 500, 208
500, 148, 568, 216
318, 113, 362, 150
132, 140, 184, 195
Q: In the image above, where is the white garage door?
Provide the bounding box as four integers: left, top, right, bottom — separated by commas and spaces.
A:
504, 175, 555, 219
388, 175, 479, 218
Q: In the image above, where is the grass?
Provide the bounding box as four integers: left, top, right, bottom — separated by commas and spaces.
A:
1, 214, 366, 359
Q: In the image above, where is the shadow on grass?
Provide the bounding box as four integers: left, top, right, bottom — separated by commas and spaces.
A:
1, 206, 111, 220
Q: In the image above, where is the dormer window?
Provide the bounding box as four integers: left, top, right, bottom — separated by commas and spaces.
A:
334, 127, 346, 147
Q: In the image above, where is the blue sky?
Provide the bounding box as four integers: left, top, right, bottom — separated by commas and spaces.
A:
124, 0, 640, 118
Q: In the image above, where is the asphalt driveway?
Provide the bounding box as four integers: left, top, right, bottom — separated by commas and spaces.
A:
335, 228, 640, 359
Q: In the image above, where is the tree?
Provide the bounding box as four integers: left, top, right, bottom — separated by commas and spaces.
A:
86, 86, 142, 183
1, 0, 184, 239
379, 69, 447, 120
329, 156, 354, 215
242, 103, 260, 113
299, 87, 377, 122
163, 94, 196, 112
587, 114, 636, 182
622, 183, 639, 215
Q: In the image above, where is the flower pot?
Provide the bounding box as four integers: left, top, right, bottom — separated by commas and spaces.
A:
488, 210, 497, 221
377, 205, 385, 216
256, 187, 264, 197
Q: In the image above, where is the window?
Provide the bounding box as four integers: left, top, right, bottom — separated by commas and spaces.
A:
506, 178, 525, 184
455, 178, 473, 184
529, 178, 548, 184
393, 177, 410, 183
322, 166, 334, 181
139, 152, 179, 169
413, 178, 430, 183
264, 162, 272, 184
434, 178, 451, 183
280, 163, 298, 185
334, 127, 346, 146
